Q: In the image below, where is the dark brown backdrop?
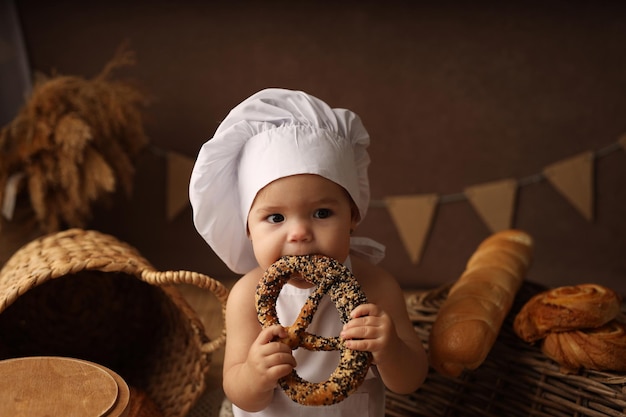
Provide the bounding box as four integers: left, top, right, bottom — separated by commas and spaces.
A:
11, 1, 626, 292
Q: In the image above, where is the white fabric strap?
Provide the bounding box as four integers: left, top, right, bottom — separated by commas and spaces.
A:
2, 172, 24, 221
350, 236, 386, 265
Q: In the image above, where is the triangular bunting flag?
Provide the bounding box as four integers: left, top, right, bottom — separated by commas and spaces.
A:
465, 178, 517, 233
166, 151, 196, 221
619, 134, 626, 151
543, 151, 594, 221
385, 194, 438, 264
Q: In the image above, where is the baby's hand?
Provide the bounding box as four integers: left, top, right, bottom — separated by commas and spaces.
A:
246, 325, 297, 392
340, 303, 398, 365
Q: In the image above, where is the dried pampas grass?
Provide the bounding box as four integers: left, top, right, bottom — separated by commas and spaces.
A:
0, 43, 149, 233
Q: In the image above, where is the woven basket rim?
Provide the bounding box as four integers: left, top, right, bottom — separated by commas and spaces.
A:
0, 228, 229, 352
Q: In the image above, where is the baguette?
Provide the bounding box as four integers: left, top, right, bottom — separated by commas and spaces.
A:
428, 229, 534, 377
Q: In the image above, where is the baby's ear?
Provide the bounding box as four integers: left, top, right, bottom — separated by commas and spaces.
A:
350, 205, 360, 228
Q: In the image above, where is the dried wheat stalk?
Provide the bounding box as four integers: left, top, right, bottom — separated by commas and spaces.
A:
0, 43, 149, 233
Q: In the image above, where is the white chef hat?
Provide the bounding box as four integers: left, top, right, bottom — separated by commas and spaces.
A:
189, 88, 374, 274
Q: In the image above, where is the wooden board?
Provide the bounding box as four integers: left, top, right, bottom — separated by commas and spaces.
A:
0, 356, 128, 416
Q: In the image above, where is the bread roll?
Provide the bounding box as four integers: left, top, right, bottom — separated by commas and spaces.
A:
428, 229, 533, 377
541, 320, 626, 373
513, 284, 621, 343
127, 387, 164, 417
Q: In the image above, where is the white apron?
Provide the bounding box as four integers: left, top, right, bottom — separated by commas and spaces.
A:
233, 257, 385, 416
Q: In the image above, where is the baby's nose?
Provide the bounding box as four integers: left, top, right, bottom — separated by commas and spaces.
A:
287, 219, 312, 242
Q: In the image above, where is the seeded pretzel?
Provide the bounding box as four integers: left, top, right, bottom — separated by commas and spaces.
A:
255, 255, 372, 406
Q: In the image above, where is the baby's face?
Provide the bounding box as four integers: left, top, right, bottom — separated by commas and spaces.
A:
247, 174, 358, 271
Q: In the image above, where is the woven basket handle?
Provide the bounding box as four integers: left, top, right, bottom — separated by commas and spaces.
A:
141, 269, 229, 354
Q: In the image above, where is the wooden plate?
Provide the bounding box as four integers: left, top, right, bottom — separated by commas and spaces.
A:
0, 356, 129, 416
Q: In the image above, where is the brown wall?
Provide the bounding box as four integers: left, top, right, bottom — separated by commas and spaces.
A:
11, 2, 626, 292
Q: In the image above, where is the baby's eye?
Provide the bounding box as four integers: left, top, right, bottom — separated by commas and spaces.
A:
314, 208, 332, 219
267, 213, 285, 224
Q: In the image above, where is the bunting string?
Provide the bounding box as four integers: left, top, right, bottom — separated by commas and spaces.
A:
370, 140, 623, 208
369, 138, 624, 262
154, 135, 624, 264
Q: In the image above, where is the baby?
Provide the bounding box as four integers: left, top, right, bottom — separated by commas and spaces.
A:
189, 88, 427, 416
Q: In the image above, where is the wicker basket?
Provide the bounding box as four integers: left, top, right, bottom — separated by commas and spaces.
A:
0, 228, 229, 417
385, 282, 626, 417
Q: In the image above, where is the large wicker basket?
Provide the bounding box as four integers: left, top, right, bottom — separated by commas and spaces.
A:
386, 282, 626, 417
0, 228, 229, 417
